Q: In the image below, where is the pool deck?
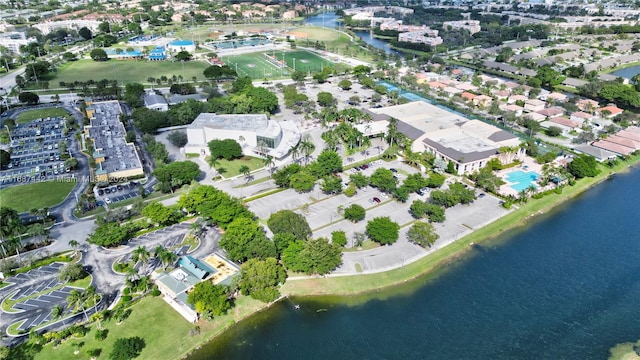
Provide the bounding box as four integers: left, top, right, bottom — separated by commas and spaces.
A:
497, 156, 544, 197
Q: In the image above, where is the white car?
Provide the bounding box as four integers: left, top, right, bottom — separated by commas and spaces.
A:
105, 198, 112, 204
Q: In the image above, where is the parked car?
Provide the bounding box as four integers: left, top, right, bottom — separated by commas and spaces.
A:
390, 168, 398, 173
479, 193, 486, 198
373, 197, 381, 203
98, 190, 104, 196
416, 189, 424, 196
105, 198, 112, 204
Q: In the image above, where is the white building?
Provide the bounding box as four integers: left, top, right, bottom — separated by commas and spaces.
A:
398, 30, 443, 46
33, 19, 101, 35
167, 39, 196, 53
0, 32, 36, 54
185, 113, 301, 159
143, 92, 169, 112
442, 20, 482, 34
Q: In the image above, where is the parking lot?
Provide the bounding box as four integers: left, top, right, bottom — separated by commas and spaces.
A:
95, 181, 146, 205
0, 116, 76, 185
14, 286, 77, 331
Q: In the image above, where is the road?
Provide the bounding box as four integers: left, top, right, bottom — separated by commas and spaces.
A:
0, 68, 25, 94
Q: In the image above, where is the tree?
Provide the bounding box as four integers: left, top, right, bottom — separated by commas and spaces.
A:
311, 150, 342, 177
370, 168, 397, 193
240, 258, 286, 303
267, 210, 311, 241
407, 222, 439, 248
546, 126, 563, 137
248, 87, 279, 113
62, 52, 77, 62
317, 92, 335, 107
187, 282, 232, 317
239, 165, 251, 181
90, 48, 108, 62
203, 65, 237, 79
291, 70, 306, 82
123, 83, 145, 107
59, 263, 88, 282
132, 246, 150, 265
298, 238, 342, 275
98, 21, 111, 34
338, 79, 352, 90
69, 239, 80, 255
18, 92, 39, 104
109, 337, 146, 360
567, 154, 600, 178
167, 131, 188, 147
87, 222, 131, 247
366, 217, 400, 245
219, 218, 276, 262
142, 202, 179, 225
153, 161, 201, 191
174, 51, 192, 61
290, 171, 316, 192
344, 204, 365, 222
273, 232, 297, 257
0, 150, 10, 167
349, 172, 370, 188
331, 231, 347, 247
208, 139, 242, 160
79, 27, 92, 40
281, 240, 305, 272
321, 176, 342, 194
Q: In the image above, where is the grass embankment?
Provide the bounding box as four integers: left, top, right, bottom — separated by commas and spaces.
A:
49, 59, 209, 84
31, 295, 267, 360
0, 182, 75, 212
281, 156, 640, 296
209, 156, 264, 178
16, 108, 69, 124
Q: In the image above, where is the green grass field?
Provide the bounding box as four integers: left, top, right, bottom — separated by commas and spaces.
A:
16, 108, 68, 124
222, 53, 289, 79
50, 59, 209, 84
272, 50, 333, 73
210, 156, 264, 178
0, 181, 75, 212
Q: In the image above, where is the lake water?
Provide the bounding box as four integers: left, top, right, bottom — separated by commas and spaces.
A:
187, 167, 640, 359
611, 65, 640, 79
302, 12, 400, 55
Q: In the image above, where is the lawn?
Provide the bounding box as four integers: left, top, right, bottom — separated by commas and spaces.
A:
29, 295, 268, 360
0, 181, 75, 212
16, 108, 69, 124
209, 156, 264, 178
222, 53, 290, 79
272, 50, 334, 73
49, 59, 210, 85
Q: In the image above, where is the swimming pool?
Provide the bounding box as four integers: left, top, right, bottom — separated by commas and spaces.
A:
505, 170, 540, 192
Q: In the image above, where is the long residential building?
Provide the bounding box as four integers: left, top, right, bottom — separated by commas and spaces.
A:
398, 30, 443, 46
0, 31, 36, 54
84, 101, 144, 182
34, 19, 102, 35
442, 20, 481, 34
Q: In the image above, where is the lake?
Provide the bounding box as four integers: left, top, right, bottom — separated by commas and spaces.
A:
187, 167, 640, 359
611, 65, 640, 79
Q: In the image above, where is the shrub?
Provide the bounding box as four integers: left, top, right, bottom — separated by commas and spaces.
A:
343, 204, 366, 222
121, 295, 132, 302
331, 231, 347, 247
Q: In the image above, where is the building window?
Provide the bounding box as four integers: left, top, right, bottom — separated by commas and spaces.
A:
257, 136, 275, 149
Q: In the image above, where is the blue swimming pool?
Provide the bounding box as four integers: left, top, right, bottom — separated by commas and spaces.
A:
506, 170, 539, 192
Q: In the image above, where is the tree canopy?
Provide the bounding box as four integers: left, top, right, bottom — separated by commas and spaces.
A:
370, 168, 398, 193
267, 210, 312, 241
90, 48, 108, 61
109, 337, 146, 360
219, 217, 276, 262
240, 257, 286, 303
366, 217, 400, 245
407, 222, 439, 248
343, 204, 366, 222
208, 139, 242, 160
187, 282, 232, 317
567, 154, 600, 178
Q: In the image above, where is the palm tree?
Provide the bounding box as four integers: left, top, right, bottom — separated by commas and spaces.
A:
189, 220, 203, 239
239, 165, 251, 182
132, 246, 150, 266
138, 276, 153, 293
66, 289, 84, 313
160, 250, 177, 271
263, 155, 275, 176
300, 136, 315, 164
51, 304, 64, 319
290, 144, 300, 161
69, 239, 80, 256
154, 245, 165, 258
126, 267, 140, 283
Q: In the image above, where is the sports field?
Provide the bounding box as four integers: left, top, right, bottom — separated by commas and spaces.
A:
272, 50, 333, 73
51, 59, 209, 84
223, 53, 289, 79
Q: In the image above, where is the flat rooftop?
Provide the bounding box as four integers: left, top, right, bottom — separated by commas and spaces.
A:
87, 101, 143, 174
190, 113, 280, 139
368, 101, 468, 137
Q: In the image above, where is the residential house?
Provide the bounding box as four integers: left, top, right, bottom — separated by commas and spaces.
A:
597, 105, 624, 118
461, 92, 477, 102
144, 93, 169, 111
570, 111, 595, 125
524, 99, 546, 112
473, 95, 493, 108
536, 107, 564, 119
577, 99, 599, 113
507, 94, 528, 104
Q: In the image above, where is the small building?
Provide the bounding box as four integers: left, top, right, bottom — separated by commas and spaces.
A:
168, 93, 207, 106
500, 104, 524, 116
545, 92, 568, 102
507, 94, 528, 104
168, 39, 196, 53
597, 105, 624, 119
524, 99, 546, 113
536, 107, 564, 119
570, 111, 595, 124
144, 93, 169, 112
461, 92, 477, 102
148, 46, 166, 61
577, 99, 599, 113
473, 95, 493, 108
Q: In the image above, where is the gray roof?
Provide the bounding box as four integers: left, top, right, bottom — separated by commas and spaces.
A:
189, 113, 280, 138
363, 109, 390, 122
396, 120, 425, 140
574, 144, 618, 161
488, 130, 517, 142
423, 137, 498, 163
562, 77, 588, 87
144, 94, 168, 106
168, 93, 207, 105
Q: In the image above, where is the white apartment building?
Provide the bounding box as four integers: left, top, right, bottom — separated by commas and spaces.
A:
398, 30, 443, 46
33, 19, 101, 35
0, 32, 36, 54
442, 20, 482, 34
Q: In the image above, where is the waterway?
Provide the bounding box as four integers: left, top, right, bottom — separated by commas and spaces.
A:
302, 12, 400, 56
611, 65, 640, 79
187, 168, 640, 359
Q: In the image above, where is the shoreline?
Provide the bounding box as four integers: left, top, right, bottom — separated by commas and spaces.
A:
176, 154, 640, 359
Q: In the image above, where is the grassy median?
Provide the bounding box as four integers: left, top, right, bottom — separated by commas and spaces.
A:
0, 181, 75, 212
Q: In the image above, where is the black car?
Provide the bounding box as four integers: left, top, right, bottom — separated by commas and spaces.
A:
390, 168, 398, 173
104, 188, 111, 194
416, 189, 424, 196
116, 185, 123, 191
98, 190, 104, 196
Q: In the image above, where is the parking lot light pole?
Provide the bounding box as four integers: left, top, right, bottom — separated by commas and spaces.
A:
4, 125, 11, 142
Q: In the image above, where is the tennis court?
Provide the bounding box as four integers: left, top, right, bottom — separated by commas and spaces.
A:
270, 50, 334, 73
223, 53, 290, 79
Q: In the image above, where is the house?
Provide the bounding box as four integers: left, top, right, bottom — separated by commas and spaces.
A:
577, 99, 599, 113
524, 112, 546, 122
500, 104, 524, 116
494, 90, 510, 100
545, 92, 568, 102
570, 111, 595, 124
549, 117, 581, 130
443, 86, 463, 97
428, 81, 447, 89
524, 99, 546, 112
507, 95, 528, 104
597, 105, 624, 118
168, 93, 207, 105
473, 95, 493, 108
461, 92, 477, 102
455, 83, 478, 92
144, 93, 169, 111
536, 107, 564, 119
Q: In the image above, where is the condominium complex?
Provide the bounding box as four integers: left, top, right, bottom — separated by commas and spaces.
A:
0, 32, 36, 54
442, 20, 482, 34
